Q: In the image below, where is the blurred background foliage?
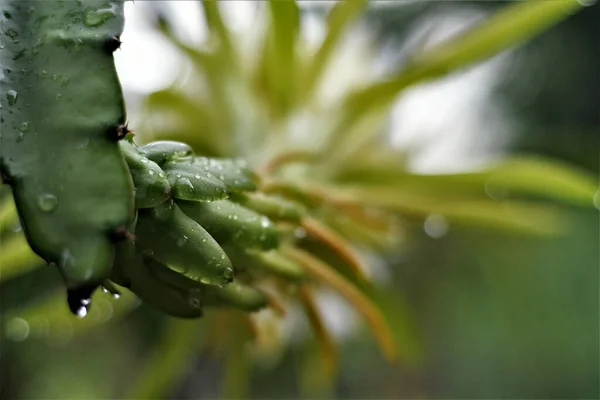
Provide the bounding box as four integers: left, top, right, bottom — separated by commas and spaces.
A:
1, 1, 598, 399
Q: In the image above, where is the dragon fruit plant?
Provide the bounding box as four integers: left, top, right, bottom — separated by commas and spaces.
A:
1, 0, 597, 397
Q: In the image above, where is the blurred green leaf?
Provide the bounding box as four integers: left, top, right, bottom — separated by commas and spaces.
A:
333, 155, 599, 207
0, 234, 44, 282
265, 0, 300, 117
327, 0, 584, 154
301, 0, 369, 102
126, 318, 205, 399
200, 0, 237, 68
2, 288, 138, 341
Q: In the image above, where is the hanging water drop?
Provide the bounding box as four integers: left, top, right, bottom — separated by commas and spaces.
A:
67, 286, 95, 318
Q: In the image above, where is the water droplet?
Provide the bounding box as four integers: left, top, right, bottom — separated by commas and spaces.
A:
5, 318, 29, 341
16, 132, 24, 142
5, 28, 18, 41
77, 139, 89, 150
51, 74, 59, 81
55, 93, 62, 101
153, 200, 174, 221
223, 267, 234, 280
37, 193, 57, 212
294, 227, 307, 239
189, 297, 202, 308
194, 174, 201, 179
176, 235, 188, 247
101, 282, 121, 299
67, 286, 96, 318
200, 277, 213, 285
6, 90, 17, 106
176, 177, 194, 194
19, 122, 30, 132
158, 172, 165, 178
424, 214, 449, 239
201, 238, 207, 243
76, 307, 88, 318
260, 217, 271, 228
148, 170, 155, 176
140, 157, 148, 164
175, 173, 182, 178
83, 5, 116, 27
37, 70, 48, 79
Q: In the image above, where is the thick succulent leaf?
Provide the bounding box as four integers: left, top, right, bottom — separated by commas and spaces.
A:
230, 192, 305, 223
226, 247, 306, 282
120, 141, 171, 209
131, 255, 204, 318
202, 282, 268, 312
162, 160, 229, 202
0, 1, 134, 290
192, 157, 257, 192
139, 140, 194, 165
135, 201, 234, 286
178, 199, 279, 251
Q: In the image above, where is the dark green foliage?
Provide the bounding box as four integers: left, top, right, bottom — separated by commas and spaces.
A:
0, 1, 134, 299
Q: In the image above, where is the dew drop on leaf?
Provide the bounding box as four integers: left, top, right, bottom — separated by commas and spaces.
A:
6, 90, 17, 106
37, 193, 57, 212
176, 235, 188, 247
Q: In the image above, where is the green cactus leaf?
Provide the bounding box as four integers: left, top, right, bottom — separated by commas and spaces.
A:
230, 192, 305, 223
139, 140, 194, 165
178, 199, 279, 251
162, 160, 229, 202
120, 141, 170, 209
192, 157, 257, 192
0, 1, 134, 300
135, 201, 233, 286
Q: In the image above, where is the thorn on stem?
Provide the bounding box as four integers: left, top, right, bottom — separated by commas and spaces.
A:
105, 35, 122, 53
